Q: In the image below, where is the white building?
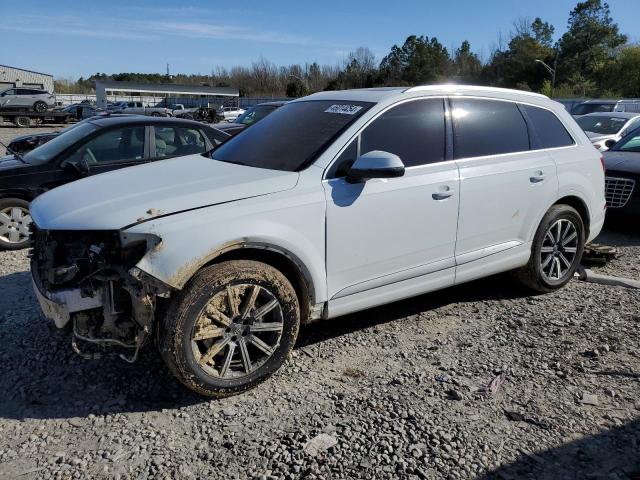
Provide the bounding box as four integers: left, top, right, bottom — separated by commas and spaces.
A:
0, 65, 54, 93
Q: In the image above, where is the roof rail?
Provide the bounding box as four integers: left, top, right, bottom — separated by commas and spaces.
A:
403, 84, 547, 99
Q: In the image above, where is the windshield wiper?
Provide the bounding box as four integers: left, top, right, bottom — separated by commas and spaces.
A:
0, 140, 26, 163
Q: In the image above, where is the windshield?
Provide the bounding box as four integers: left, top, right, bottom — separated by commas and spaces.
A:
212, 100, 373, 171
235, 105, 276, 125
24, 123, 98, 164
576, 116, 628, 135
572, 103, 615, 115
611, 127, 640, 153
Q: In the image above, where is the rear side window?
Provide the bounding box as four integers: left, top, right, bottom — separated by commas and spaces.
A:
360, 98, 446, 168
452, 98, 529, 159
523, 105, 574, 149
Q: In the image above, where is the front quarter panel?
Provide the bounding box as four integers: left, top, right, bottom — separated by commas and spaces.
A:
125, 175, 328, 303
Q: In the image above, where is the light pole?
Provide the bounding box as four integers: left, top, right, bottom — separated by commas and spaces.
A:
535, 56, 557, 98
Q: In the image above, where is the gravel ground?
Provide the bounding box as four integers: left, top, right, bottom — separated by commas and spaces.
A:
0, 125, 639, 478
0, 125, 67, 151
0, 226, 638, 480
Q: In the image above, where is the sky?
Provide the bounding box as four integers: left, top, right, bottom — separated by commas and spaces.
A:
2, 0, 638, 79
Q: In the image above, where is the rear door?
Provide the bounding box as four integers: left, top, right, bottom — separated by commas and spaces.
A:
150, 125, 211, 160
451, 97, 558, 279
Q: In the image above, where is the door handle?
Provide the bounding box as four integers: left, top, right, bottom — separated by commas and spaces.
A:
432, 186, 455, 200
530, 171, 545, 183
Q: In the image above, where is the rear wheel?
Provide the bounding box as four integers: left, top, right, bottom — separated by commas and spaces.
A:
0, 198, 31, 250
151, 112, 161, 117
515, 204, 585, 293
13, 116, 31, 128
159, 260, 300, 397
33, 101, 47, 113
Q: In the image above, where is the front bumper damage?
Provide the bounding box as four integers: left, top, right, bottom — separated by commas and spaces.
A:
30, 228, 170, 362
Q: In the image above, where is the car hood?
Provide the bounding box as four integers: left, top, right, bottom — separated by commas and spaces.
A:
11, 132, 58, 143
30, 154, 299, 230
0, 155, 31, 172
585, 132, 616, 143
603, 151, 640, 175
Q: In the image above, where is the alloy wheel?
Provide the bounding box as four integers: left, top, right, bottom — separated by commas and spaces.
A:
0, 206, 31, 244
191, 283, 284, 379
540, 218, 578, 282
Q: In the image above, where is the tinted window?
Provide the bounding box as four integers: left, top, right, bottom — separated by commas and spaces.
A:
523, 105, 574, 149
67, 126, 145, 165
612, 127, 640, 153
327, 138, 358, 178
212, 100, 372, 172
360, 99, 445, 168
235, 105, 277, 125
572, 103, 615, 115
154, 126, 207, 158
452, 99, 529, 159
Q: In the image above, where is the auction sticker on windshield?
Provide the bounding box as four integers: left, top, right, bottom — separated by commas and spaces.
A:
324, 104, 363, 115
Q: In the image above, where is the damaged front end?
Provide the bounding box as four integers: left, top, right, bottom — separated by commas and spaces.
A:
30, 227, 171, 362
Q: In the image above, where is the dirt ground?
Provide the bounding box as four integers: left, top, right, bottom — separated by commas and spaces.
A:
0, 124, 639, 479
0, 124, 67, 149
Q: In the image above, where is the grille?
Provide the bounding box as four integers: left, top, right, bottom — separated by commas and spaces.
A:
605, 176, 635, 208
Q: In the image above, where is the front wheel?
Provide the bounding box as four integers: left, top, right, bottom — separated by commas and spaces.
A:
0, 198, 32, 250
515, 204, 585, 293
159, 260, 300, 397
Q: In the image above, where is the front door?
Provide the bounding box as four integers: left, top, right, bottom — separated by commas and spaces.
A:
324, 98, 459, 301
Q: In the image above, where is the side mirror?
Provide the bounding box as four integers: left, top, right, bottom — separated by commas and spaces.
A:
346, 150, 405, 183
605, 139, 617, 149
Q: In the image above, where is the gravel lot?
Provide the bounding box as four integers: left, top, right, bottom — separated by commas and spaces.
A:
0, 125, 67, 150
0, 124, 639, 479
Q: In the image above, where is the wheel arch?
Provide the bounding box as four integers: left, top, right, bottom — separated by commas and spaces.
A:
554, 195, 590, 239
181, 242, 318, 324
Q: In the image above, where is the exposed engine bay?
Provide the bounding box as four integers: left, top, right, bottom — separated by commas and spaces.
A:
30, 228, 170, 362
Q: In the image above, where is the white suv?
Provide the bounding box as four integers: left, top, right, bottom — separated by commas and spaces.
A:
30, 86, 605, 397
0, 87, 56, 112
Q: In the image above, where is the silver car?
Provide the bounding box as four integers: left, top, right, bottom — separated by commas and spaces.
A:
576, 112, 640, 151
0, 87, 56, 112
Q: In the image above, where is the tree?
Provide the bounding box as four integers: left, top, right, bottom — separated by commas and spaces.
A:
451, 40, 482, 83
482, 17, 556, 91
379, 35, 451, 85
557, 0, 627, 86
285, 78, 308, 98
605, 45, 640, 97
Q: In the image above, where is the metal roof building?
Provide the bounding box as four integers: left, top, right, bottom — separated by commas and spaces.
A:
0, 65, 54, 92
95, 80, 239, 108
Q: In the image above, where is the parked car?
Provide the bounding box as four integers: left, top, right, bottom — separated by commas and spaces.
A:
59, 103, 104, 119
0, 116, 229, 249
213, 101, 286, 136
29, 86, 604, 397
5, 114, 138, 155
556, 98, 587, 114
572, 99, 640, 117
217, 106, 245, 121
576, 112, 640, 151
0, 87, 56, 112
109, 101, 170, 117
170, 104, 200, 118
602, 126, 640, 217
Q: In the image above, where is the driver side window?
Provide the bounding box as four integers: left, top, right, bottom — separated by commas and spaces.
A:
68, 126, 145, 165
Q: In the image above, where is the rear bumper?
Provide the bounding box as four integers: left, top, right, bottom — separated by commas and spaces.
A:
31, 265, 103, 329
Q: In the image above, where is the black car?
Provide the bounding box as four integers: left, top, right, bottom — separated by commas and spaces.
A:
0, 116, 229, 250
213, 101, 286, 136
603, 126, 640, 217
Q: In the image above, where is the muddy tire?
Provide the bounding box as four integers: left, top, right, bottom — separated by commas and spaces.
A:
515, 204, 585, 293
13, 116, 31, 128
159, 260, 300, 397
